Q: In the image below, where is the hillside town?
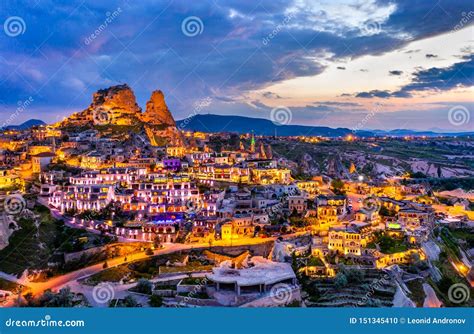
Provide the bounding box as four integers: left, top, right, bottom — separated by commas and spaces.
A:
0, 85, 472, 308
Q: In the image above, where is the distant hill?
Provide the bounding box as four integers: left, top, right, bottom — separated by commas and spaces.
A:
177, 114, 474, 137
4, 119, 45, 130
176, 114, 374, 137
372, 129, 474, 137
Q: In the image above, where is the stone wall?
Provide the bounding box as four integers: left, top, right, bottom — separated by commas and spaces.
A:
63, 242, 149, 263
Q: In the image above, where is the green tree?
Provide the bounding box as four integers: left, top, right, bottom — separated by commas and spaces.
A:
149, 295, 163, 307
136, 279, 153, 295
331, 179, 345, 195
334, 273, 348, 290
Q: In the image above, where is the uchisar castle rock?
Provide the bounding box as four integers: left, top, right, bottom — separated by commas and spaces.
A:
58, 84, 184, 146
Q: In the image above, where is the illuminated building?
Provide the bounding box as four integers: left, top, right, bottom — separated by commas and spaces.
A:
327, 225, 370, 256
375, 249, 426, 268
0, 168, 20, 189
288, 195, 307, 214
31, 152, 55, 173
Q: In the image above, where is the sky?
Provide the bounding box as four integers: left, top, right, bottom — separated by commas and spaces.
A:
0, 0, 473, 131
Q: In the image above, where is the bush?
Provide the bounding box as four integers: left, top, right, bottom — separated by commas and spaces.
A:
149, 294, 163, 307
334, 273, 348, 290
136, 279, 153, 295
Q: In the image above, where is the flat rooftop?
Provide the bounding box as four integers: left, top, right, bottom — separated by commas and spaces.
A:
207, 256, 295, 286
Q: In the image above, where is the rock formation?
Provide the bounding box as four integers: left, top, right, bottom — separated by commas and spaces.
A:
63, 84, 142, 126
59, 84, 184, 146
140, 90, 176, 126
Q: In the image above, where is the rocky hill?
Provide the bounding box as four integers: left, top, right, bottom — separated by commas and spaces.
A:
59, 84, 183, 146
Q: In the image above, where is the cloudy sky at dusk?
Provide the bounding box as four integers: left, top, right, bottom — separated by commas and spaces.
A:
1, 0, 472, 131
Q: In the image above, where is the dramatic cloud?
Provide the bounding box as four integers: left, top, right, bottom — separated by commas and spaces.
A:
355, 54, 473, 98
355, 90, 391, 98
262, 91, 282, 99
0, 0, 472, 130
389, 70, 403, 75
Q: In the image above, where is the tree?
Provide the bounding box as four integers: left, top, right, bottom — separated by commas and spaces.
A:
331, 179, 345, 195
346, 269, 365, 284
149, 295, 163, 307
103, 261, 109, 269
122, 295, 139, 307
334, 273, 348, 290
136, 279, 153, 295
38, 287, 75, 307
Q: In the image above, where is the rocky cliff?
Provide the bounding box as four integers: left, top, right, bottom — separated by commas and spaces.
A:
64, 84, 142, 126
141, 90, 176, 126
59, 84, 183, 146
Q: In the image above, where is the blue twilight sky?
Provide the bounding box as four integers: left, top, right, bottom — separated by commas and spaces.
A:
0, 0, 473, 131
